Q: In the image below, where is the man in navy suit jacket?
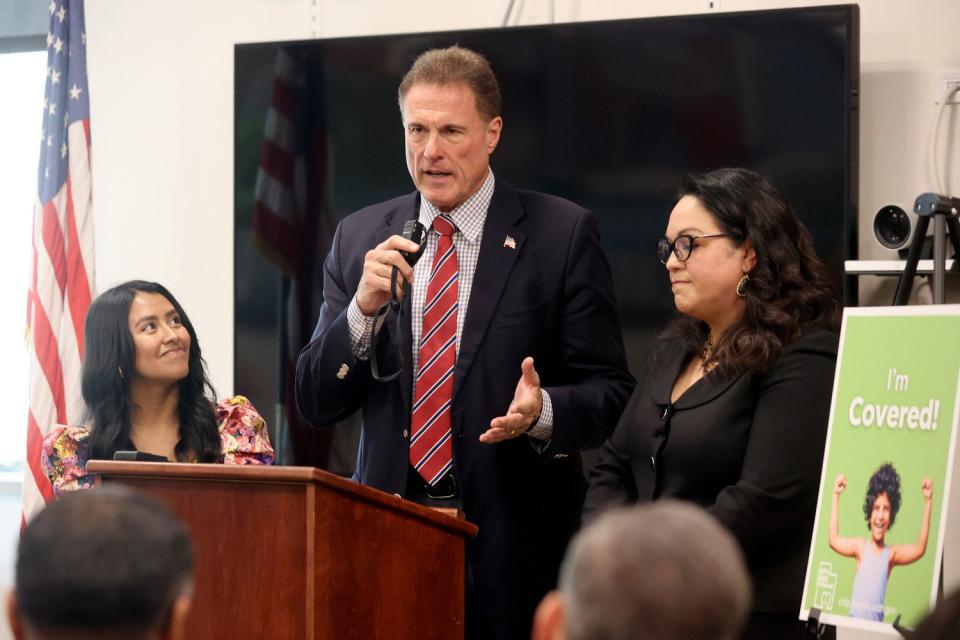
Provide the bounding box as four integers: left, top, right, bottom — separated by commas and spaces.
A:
295, 45, 633, 639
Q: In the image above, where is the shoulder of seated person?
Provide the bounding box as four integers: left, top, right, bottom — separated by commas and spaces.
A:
216, 395, 265, 427
43, 424, 91, 448
218, 394, 252, 408
217, 395, 263, 415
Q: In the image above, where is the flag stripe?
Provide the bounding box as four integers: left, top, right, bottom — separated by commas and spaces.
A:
41, 201, 67, 294
251, 202, 300, 273
28, 343, 59, 442
254, 169, 298, 223
259, 140, 296, 185
270, 76, 299, 121
30, 282, 67, 424
65, 176, 91, 356
26, 412, 55, 504
263, 108, 297, 152
57, 302, 84, 425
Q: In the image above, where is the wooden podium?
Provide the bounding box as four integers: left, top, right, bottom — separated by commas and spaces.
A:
87, 461, 477, 640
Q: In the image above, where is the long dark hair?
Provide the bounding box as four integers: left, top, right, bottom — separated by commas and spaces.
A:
82, 280, 221, 462
661, 168, 839, 378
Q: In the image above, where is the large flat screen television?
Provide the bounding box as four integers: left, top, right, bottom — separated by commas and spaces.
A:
234, 5, 859, 466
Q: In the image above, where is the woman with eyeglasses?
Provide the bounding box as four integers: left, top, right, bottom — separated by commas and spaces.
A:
584, 168, 839, 639
42, 280, 275, 496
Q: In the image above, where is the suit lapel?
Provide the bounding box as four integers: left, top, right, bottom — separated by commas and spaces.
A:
649, 342, 746, 409
453, 182, 525, 404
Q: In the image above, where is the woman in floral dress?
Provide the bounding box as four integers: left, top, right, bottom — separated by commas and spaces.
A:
43, 280, 274, 495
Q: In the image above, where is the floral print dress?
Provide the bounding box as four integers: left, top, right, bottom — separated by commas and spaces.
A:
41, 395, 275, 497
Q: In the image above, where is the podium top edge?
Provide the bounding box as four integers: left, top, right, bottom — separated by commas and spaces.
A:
85, 460, 478, 537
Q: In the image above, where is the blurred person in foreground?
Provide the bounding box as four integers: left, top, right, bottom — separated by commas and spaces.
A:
532, 500, 751, 640
912, 587, 960, 640
9, 485, 194, 640
42, 280, 274, 496
585, 167, 840, 639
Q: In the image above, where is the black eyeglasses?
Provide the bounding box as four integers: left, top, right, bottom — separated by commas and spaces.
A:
657, 233, 728, 264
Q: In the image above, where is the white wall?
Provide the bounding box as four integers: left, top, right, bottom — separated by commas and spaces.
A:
84, 0, 315, 397
82, 1, 960, 637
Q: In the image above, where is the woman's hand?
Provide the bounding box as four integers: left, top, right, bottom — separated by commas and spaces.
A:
922, 477, 933, 501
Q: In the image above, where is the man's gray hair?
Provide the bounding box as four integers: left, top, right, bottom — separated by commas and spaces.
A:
398, 45, 501, 121
560, 501, 751, 640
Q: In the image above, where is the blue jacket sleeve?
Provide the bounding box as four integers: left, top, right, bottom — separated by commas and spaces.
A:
295, 220, 372, 428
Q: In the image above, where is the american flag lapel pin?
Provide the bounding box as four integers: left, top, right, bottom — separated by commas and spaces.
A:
503, 235, 517, 250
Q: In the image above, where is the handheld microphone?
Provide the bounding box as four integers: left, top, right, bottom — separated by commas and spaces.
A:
372, 219, 426, 383
399, 219, 426, 267
391, 220, 426, 302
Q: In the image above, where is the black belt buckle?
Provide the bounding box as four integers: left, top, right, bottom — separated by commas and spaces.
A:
426, 471, 459, 500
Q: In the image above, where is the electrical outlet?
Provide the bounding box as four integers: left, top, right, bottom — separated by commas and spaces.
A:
935, 71, 960, 105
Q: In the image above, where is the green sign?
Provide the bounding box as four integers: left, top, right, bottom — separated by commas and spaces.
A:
801, 306, 960, 633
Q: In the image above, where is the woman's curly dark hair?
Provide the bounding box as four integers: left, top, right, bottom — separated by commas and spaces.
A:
82, 280, 221, 463
863, 463, 902, 530
660, 168, 839, 378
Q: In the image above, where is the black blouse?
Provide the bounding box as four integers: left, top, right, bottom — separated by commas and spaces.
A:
584, 328, 838, 613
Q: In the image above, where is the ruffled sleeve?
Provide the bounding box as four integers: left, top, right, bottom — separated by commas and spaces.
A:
41, 426, 95, 497
216, 396, 275, 465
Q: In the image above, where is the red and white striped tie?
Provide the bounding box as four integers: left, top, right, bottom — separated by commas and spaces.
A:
410, 215, 458, 485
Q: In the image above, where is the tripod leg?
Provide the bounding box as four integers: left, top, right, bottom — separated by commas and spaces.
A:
894, 216, 931, 305
934, 213, 947, 303
947, 217, 960, 264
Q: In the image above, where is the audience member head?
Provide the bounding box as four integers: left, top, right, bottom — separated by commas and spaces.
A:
913, 587, 960, 640
532, 501, 751, 640
82, 280, 219, 462
660, 167, 838, 378
9, 486, 194, 640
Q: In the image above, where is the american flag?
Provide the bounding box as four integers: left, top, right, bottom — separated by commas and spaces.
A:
252, 48, 305, 275
23, 0, 95, 520
251, 47, 334, 467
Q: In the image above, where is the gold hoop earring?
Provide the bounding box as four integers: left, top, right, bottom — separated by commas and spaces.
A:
118, 366, 124, 379
736, 275, 750, 297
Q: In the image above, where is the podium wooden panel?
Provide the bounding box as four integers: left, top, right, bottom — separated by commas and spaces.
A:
87, 461, 477, 640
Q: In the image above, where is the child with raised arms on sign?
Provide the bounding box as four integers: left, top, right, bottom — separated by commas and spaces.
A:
829, 463, 933, 622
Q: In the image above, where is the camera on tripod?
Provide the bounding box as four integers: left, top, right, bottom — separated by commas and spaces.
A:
873, 204, 915, 252
889, 193, 960, 305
